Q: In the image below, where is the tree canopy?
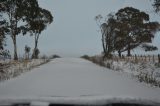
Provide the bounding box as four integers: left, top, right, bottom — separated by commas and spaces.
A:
115, 7, 159, 56
96, 7, 159, 58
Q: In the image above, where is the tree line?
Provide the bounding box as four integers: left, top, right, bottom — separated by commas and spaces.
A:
95, 0, 160, 58
0, 0, 53, 60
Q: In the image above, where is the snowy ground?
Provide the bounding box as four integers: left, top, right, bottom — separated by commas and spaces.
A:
87, 55, 160, 87
0, 58, 160, 104
0, 59, 50, 82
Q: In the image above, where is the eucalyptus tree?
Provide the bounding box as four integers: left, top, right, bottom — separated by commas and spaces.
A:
96, 7, 159, 58
115, 7, 159, 56
100, 14, 118, 58
95, 14, 127, 58
0, 19, 6, 50
0, 0, 39, 60
96, 13, 126, 58
27, 8, 53, 59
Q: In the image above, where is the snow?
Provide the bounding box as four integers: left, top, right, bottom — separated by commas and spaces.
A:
0, 59, 49, 81
0, 58, 160, 104
90, 55, 160, 86
107, 60, 160, 86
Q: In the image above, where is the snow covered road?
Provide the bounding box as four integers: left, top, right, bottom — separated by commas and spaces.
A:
0, 58, 160, 101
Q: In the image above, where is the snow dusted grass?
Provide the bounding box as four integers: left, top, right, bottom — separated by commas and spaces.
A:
0, 59, 50, 82
84, 55, 160, 87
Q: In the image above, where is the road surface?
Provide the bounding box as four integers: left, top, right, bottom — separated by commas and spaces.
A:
0, 58, 160, 101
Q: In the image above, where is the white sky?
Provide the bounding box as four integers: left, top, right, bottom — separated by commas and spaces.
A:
6, 0, 160, 57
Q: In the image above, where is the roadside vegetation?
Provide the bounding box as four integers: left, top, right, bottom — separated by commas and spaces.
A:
95, 6, 159, 59
0, 58, 50, 82
82, 55, 160, 87
82, 0, 160, 87
0, 0, 54, 81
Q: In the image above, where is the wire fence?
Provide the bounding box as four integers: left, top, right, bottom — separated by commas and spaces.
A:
112, 54, 160, 63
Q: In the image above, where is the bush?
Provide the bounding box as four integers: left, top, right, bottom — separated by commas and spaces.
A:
81, 55, 90, 60
0, 59, 50, 82
51, 55, 61, 59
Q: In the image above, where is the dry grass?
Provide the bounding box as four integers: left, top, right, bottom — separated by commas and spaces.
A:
0, 59, 50, 82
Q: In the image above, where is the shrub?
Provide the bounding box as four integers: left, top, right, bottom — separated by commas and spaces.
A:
81, 55, 90, 60
51, 55, 61, 59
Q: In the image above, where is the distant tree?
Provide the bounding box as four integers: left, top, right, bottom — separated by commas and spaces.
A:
153, 0, 160, 13
115, 7, 159, 56
81, 55, 90, 60
51, 54, 61, 59
24, 45, 30, 60
95, 14, 103, 25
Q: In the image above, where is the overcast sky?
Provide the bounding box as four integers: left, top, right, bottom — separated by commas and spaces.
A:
6, 0, 160, 57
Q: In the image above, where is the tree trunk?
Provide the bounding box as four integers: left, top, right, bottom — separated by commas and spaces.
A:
32, 34, 39, 59
118, 50, 121, 57
102, 36, 106, 54
13, 36, 18, 60
25, 52, 27, 60
107, 40, 111, 58
32, 42, 38, 59
127, 43, 131, 56
28, 53, 29, 60
101, 27, 106, 55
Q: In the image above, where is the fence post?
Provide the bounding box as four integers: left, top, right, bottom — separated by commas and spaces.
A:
122, 55, 124, 60
158, 54, 160, 63
135, 54, 137, 63
140, 55, 143, 61
144, 55, 146, 62
152, 55, 155, 63
148, 55, 150, 62
116, 55, 118, 62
